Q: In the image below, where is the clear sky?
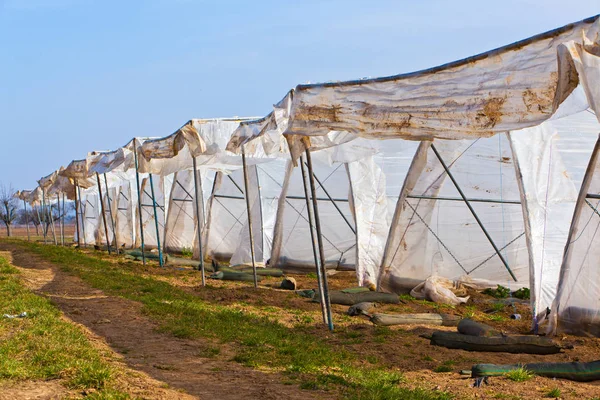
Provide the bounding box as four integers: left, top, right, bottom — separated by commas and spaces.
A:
1, 0, 598, 190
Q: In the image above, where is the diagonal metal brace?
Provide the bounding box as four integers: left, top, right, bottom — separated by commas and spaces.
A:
430, 144, 517, 282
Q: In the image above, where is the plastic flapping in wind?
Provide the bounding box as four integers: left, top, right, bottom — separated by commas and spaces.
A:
278, 15, 600, 160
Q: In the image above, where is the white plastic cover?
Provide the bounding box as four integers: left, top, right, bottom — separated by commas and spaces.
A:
549, 135, 600, 336
509, 108, 599, 324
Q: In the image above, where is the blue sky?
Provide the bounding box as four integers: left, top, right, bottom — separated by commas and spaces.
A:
1, 0, 598, 190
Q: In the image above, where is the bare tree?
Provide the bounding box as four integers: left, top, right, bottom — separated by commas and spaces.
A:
18, 207, 41, 235
0, 183, 18, 236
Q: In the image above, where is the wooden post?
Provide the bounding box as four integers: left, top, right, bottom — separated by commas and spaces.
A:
23, 199, 30, 241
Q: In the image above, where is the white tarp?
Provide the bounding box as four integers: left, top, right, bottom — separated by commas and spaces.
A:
509, 108, 599, 326
278, 16, 600, 160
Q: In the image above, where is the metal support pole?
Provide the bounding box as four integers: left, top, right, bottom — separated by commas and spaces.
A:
300, 154, 329, 326
133, 140, 146, 266
61, 193, 66, 245
34, 205, 43, 242
192, 157, 206, 285
74, 182, 81, 247
305, 149, 334, 331
103, 174, 119, 255
96, 173, 112, 255
241, 147, 258, 288
77, 185, 87, 247
303, 161, 356, 234
430, 143, 517, 282
23, 200, 30, 241
41, 188, 48, 244
57, 194, 64, 246
148, 174, 164, 267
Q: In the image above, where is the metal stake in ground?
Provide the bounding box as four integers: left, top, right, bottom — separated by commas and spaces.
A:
61, 192, 66, 246
103, 173, 119, 255
305, 149, 334, 331
300, 154, 329, 326
148, 173, 164, 267
430, 143, 517, 282
22, 199, 30, 241
34, 205, 44, 243
96, 172, 112, 255
132, 138, 146, 266
77, 185, 87, 248
241, 146, 259, 288
192, 156, 206, 285
40, 187, 48, 244
56, 194, 64, 246
74, 181, 81, 247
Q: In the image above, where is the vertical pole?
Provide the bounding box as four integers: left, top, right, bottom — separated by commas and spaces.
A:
133, 139, 146, 266
23, 200, 30, 241
241, 147, 258, 288
305, 149, 334, 331
192, 157, 206, 285
61, 193, 66, 246
148, 174, 164, 267
41, 188, 48, 244
103, 174, 119, 255
46, 191, 57, 245
300, 154, 329, 325
74, 182, 81, 248
96, 173, 112, 254
57, 194, 64, 246
34, 205, 43, 242
77, 185, 87, 247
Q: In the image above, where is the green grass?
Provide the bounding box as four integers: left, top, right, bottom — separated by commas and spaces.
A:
505, 366, 534, 382
0, 253, 128, 397
545, 388, 561, 398
433, 360, 455, 373
4, 240, 453, 400
180, 247, 193, 258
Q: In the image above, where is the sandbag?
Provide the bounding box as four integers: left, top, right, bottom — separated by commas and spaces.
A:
340, 287, 372, 294
370, 313, 461, 327
430, 331, 562, 354
166, 256, 214, 270
347, 302, 375, 316
472, 361, 600, 382
238, 268, 284, 277
458, 319, 502, 337
410, 276, 469, 305
124, 249, 163, 260
314, 291, 399, 306
209, 271, 262, 282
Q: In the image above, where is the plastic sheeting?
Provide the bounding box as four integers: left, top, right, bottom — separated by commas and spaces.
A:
279, 16, 600, 160
380, 136, 528, 294
510, 109, 599, 324
550, 135, 600, 336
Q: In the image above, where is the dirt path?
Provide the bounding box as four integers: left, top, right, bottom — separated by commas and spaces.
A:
0, 243, 331, 400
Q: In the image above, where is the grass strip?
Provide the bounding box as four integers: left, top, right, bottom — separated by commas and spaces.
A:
0, 252, 130, 399
5, 240, 452, 400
